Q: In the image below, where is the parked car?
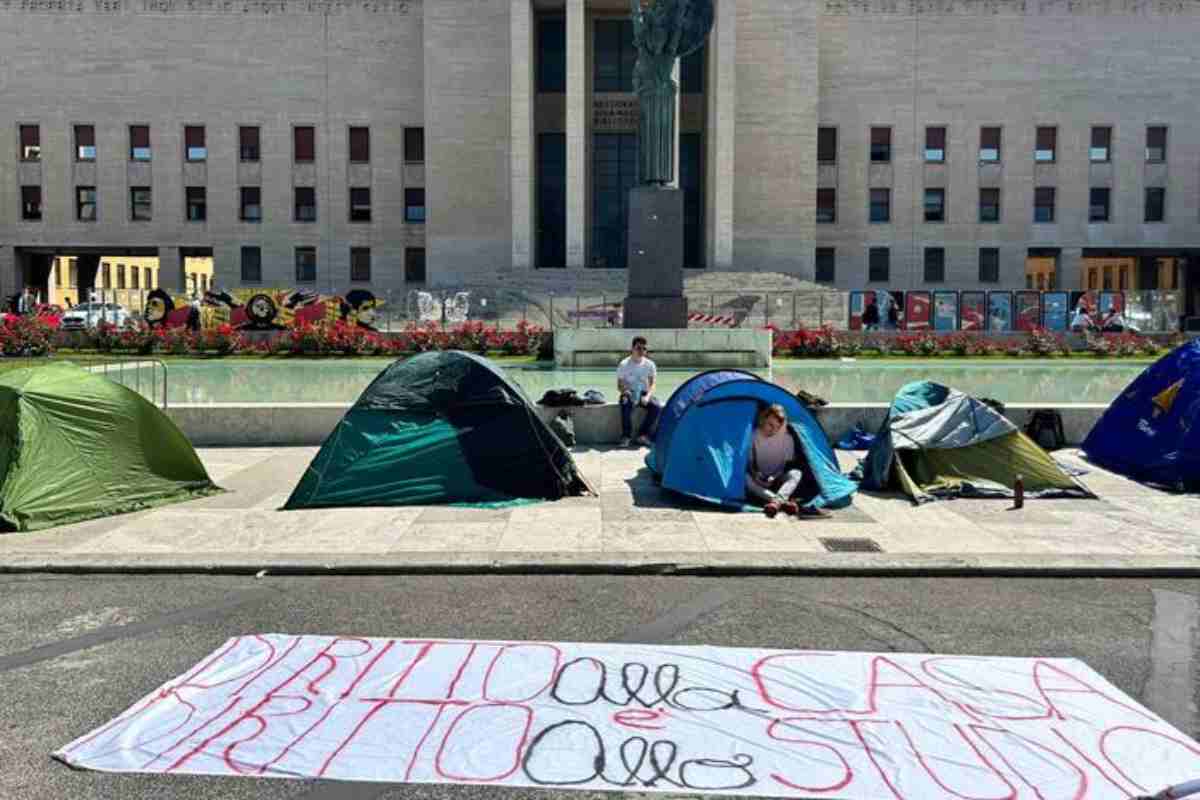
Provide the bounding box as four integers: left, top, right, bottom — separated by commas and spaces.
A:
59, 302, 131, 331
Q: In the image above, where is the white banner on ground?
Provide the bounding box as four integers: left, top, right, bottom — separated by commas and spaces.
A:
56, 635, 1200, 797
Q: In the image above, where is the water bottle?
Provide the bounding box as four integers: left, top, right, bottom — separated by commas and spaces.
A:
1013, 474, 1025, 509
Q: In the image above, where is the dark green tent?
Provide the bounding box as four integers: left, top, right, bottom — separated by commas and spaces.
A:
285, 351, 591, 509
0, 362, 219, 532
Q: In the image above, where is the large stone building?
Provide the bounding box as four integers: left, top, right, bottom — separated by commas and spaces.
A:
2, 0, 1199, 320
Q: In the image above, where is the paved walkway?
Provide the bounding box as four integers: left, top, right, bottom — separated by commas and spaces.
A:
1, 447, 1198, 572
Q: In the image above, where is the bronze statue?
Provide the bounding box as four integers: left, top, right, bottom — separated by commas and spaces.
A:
630, 0, 714, 185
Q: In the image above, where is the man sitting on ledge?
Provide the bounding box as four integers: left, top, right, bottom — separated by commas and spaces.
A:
617, 336, 661, 448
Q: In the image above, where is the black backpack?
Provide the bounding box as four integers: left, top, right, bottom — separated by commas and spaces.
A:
1026, 409, 1066, 451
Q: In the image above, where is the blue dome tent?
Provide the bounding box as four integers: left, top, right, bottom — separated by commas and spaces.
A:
1082, 339, 1200, 491
646, 371, 857, 510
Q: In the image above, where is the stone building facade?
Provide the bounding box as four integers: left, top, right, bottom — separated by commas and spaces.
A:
2, 0, 1199, 319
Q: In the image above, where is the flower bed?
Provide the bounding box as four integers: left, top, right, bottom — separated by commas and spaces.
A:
770, 326, 1175, 359
0, 315, 56, 357
37, 319, 549, 359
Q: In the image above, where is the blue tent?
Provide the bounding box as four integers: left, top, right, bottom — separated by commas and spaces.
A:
646, 371, 857, 510
1082, 339, 1200, 491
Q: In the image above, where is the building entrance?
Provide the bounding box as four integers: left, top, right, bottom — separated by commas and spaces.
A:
591, 133, 639, 269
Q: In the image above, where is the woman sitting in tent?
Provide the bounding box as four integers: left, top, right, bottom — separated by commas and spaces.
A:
746, 404, 826, 518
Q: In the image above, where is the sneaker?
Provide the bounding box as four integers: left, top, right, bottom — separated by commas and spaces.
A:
618, 437, 631, 448
635, 434, 652, 447
781, 500, 799, 516
763, 502, 780, 519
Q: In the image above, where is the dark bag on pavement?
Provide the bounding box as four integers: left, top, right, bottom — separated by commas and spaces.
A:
795, 389, 829, 409
1026, 409, 1067, 451
548, 411, 576, 446
539, 388, 584, 407
582, 389, 607, 405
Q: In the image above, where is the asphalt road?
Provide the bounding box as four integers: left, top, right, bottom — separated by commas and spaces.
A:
1, 574, 1196, 799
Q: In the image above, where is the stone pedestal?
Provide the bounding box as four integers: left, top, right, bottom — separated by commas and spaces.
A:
625, 185, 687, 328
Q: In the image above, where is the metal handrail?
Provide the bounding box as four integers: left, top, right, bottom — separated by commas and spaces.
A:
86, 357, 169, 408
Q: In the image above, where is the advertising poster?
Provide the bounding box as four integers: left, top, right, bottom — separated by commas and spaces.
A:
884, 290, 904, 330
933, 291, 958, 331
904, 291, 932, 330
1099, 291, 1125, 316
959, 291, 987, 331
1014, 290, 1042, 331
848, 291, 872, 331
987, 291, 1013, 332
1042, 292, 1069, 331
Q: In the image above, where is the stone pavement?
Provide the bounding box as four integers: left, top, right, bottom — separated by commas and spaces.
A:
1, 446, 1198, 572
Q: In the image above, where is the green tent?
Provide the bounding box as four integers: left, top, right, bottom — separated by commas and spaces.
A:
0, 362, 219, 532
859, 380, 1092, 504
285, 351, 591, 509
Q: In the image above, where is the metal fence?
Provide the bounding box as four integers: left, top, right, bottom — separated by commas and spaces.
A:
64, 286, 1184, 333
0, 355, 168, 407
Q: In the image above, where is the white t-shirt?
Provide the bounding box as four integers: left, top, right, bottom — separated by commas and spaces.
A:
617, 355, 657, 399
752, 429, 795, 480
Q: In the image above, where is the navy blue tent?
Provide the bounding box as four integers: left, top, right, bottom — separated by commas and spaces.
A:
1082, 339, 1200, 491
646, 371, 857, 509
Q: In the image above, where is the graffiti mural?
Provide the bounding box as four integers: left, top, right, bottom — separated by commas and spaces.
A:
144, 289, 381, 331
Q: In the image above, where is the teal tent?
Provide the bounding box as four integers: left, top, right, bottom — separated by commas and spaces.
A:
285, 351, 591, 508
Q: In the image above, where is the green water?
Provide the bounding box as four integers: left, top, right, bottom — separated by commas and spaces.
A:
110, 359, 1149, 405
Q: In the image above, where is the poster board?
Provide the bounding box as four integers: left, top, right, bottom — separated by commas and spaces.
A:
848, 291, 872, 331
987, 291, 1013, 332
960, 291, 987, 331
1014, 290, 1042, 332
904, 291, 932, 330
1042, 292, 1069, 332
932, 291, 958, 331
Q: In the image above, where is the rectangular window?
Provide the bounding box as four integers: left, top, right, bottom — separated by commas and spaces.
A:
404, 127, 425, 163
241, 246, 262, 282
294, 126, 315, 163
240, 187, 262, 222
349, 187, 371, 222
1090, 126, 1111, 162
868, 247, 890, 283
1145, 187, 1165, 223
294, 186, 317, 222
1034, 186, 1055, 222
869, 188, 890, 223
1147, 126, 1167, 163
131, 186, 152, 220
680, 44, 705, 93
405, 187, 426, 223
816, 188, 836, 224
295, 247, 317, 283
239, 126, 260, 161
186, 186, 207, 221
1035, 126, 1056, 162
925, 126, 946, 163
184, 125, 206, 161
817, 127, 837, 163
21, 185, 41, 220
117, 264, 126, 290
75, 125, 96, 161
76, 186, 96, 221
1089, 187, 1111, 222
348, 126, 370, 163
405, 247, 427, 283
979, 247, 1000, 283
537, 18, 566, 92
131, 267, 140, 289
870, 127, 891, 163
815, 248, 836, 283
130, 125, 151, 161
594, 19, 635, 92
102, 264, 111, 288
924, 188, 945, 222
979, 126, 1001, 162
979, 187, 1000, 223
144, 267, 152, 289
924, 247, 946, 283
350, 247, 371, 282
19, 125, 40, 162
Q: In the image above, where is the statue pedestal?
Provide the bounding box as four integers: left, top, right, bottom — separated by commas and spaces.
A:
625, 185, 687, 328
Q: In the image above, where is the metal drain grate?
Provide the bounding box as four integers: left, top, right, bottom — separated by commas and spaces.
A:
820, 537, 883, 553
